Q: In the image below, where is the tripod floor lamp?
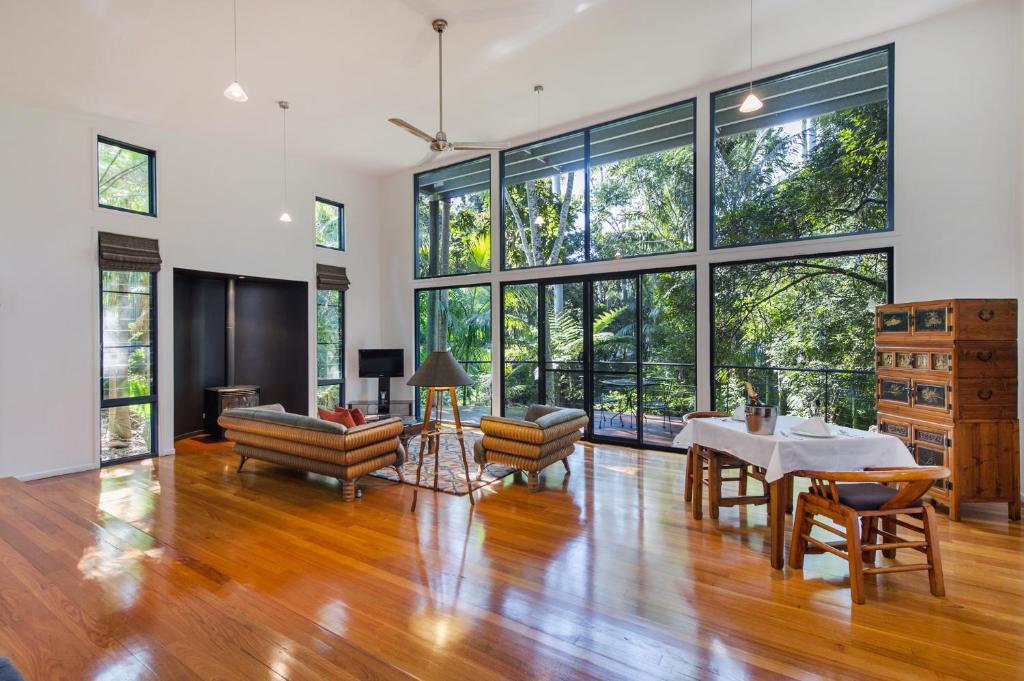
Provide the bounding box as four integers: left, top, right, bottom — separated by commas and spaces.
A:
407, 350, 475, 511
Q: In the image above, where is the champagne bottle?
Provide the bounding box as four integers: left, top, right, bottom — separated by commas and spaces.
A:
744, 382, 761, 406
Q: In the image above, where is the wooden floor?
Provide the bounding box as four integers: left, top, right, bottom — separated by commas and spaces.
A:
1, 439, 1022, 680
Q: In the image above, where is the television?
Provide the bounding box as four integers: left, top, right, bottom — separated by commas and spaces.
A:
358, 349, 404, 377
358, 349, 404, 415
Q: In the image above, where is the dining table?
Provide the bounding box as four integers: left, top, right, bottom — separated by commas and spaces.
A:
674, 414, 916, 569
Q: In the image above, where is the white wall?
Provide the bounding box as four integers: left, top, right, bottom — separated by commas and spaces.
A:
0, 104, 383, 479
377, 0, 1023, 435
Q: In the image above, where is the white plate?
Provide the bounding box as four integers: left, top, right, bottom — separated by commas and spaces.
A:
729, 416, 745, 422
786, 428, 837, 439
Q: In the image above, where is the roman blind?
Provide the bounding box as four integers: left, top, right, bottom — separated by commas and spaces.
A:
316, 263, 350, 291
97, 231, 162, 272
714, 48, 889, 139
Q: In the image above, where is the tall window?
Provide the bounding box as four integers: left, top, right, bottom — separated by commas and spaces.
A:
712, 250, 891, 429
97, 136, 156, 216
100, 271, 157, 462
315, 197, 345, 250
317, 289, 345, 407
415, 285, 491, 423
415, 156, 491, 279
501, 100, 695, 270
712, 47, 892, 248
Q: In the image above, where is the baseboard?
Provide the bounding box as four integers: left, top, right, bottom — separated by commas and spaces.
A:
15, 461, 99, 482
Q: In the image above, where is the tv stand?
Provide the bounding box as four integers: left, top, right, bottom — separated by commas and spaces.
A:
347, 399, 413, 418
377, 376, 392, 415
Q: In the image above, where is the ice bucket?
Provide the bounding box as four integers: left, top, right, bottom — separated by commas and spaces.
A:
745, 405, 778, 435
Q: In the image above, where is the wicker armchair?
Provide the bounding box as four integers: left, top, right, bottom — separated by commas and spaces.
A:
474, 405, 588, 491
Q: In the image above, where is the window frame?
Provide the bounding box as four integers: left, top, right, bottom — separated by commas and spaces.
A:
316, 289, 346, 407
99, 270, 158, 465
413, 155, 493, 281
314, 196, 346, 251
413, 282, 493, 422
708, 44, 895, 250
499, 97, 698, 273
708, 246, 894, 417
498, 263, 697, 453
97, 135, 158, 217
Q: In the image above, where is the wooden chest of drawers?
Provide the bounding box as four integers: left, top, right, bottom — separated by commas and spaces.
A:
875, 299, 1020, 521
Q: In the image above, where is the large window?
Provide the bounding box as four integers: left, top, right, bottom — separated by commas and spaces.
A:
415, 156, 491, 279
315, 197, 345, 251
415, 285, 491, 423
712, 249, 891, 429
317, 289, 345, 408
100, 271, 157, 463
500, 268, 696, 449
711, 47, 892, 248
501, 100, 695, 270
97, 136, 156, 216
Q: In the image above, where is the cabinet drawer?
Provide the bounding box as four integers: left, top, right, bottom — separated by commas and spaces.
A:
876, 306, 912, 337
878, 417, 910, 439
956, 378, 1017, 419
878, 377, 910, 405
954, 300, 1017, 340
912, 304, 953, 337
955, 342, 1017, 378
914, 444, 951, 490
912, 379, 951, 413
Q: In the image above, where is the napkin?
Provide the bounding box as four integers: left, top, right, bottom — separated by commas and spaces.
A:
732, 404, 746, 420
792, 416, 833, 436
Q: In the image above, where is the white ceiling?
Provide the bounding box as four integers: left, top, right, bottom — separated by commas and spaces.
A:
0, 0, 980, 174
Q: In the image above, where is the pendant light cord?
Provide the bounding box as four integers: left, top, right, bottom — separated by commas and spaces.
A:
437, 28, 444, 133
232, 0, 239, 81
280, 102, 289, 206
748, 0, 754, 91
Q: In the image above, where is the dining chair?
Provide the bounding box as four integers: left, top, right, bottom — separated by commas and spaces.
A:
683, 411, 769, 519
788, 466, 949, 604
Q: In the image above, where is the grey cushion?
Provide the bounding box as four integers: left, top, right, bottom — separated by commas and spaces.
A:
811, 483, 923, 511
525, 404, 588, 429
221, 406, 347, 434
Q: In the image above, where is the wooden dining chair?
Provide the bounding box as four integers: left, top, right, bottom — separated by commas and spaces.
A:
788, 466, 950, 604
683, 411, 769, 519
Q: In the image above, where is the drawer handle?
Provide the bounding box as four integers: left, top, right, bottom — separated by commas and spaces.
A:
978, 309, 996, 322
977, 388, 993, 401
976, 350, 993, 362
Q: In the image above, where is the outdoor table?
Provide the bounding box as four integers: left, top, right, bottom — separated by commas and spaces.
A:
674, 414, 915, 569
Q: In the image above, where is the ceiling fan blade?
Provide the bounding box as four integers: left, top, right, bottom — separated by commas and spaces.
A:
388, 118, 436, 143
450, 142, 511, 151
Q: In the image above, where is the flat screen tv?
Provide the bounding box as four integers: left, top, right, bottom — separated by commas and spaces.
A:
358, 349, 404, 378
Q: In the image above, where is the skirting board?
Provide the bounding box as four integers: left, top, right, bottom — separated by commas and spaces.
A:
14, 448, 175, 481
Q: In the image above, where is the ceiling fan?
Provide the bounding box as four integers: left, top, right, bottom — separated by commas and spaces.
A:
389, 19, 510, 153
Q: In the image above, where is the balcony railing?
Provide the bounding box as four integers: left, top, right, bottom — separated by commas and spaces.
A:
714, 364, 876, 430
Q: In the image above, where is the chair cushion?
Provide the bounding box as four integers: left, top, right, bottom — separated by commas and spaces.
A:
812, 483, 923, 511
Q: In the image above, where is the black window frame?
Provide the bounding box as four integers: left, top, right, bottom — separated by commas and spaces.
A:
99, 270, 158, 466
97, 135, 158, 217
316, 288, 346, 407
413, 282, 493, 423
498, 263, 697, 453
708, 246, 894, 420
314, 196, 346, 251
413, 155, 493, 281
499, 97, 697, 273
709, 44, 895, 250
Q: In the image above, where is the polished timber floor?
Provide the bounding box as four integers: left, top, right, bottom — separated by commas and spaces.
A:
1, 439, 1022, 680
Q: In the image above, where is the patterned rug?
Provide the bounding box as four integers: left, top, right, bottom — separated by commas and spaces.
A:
371, 430, 516, 496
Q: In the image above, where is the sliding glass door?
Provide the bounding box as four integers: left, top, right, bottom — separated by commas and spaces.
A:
501, 267, 695, 450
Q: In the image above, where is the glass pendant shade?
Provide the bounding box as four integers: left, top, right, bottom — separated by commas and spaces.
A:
739, 92, 763, 113
224, 81, 248, 102
279, 212, 292, 223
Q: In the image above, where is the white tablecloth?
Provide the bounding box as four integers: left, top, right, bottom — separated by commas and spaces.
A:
673, 414, 915, 482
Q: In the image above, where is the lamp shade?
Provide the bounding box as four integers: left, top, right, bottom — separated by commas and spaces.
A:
407, 351, 472, 387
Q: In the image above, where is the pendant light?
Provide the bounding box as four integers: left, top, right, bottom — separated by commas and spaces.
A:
223, 0, 248, 102
532, 84, 545, 227
738, 0, 763, 114
278, 101, 292, 223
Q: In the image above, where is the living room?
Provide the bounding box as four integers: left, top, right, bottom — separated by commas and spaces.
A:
0, 0, 1022, 679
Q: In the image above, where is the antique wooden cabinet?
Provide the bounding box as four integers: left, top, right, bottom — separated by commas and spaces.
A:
875, 299, 1020, 520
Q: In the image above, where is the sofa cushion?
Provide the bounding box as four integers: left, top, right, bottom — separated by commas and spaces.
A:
350, 408, 367, 425
526, 404, 588, 430
321, 408, 355, 428
222, 406, 346, 434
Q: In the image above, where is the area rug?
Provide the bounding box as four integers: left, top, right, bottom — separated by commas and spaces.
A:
371, 430, 516, 496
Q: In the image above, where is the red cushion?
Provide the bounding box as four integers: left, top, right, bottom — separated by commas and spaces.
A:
318, 408, 354, 428
349, 408, 367, 426
330, 408, 357, 428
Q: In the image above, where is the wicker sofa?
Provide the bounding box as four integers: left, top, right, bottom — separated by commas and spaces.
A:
217, 404, 405, 501
474, 404, 589, 491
